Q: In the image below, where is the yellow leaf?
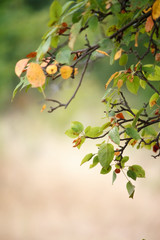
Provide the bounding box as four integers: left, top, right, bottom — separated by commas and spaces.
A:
27, 62, 46, 88
114, 49, 123, 60
46, 64, 58, 74
60, 66, 73, 79
145, 16, 154, 32
152, 0, 160, 20
105, 72, 119, 89
96, 49, 109, 57
15, 58, 30, 77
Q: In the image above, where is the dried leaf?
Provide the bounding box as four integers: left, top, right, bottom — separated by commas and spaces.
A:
96, 49, 109, 57
116, 113, 125, 119
15, 58, 30, 77
117, 79, 123, 89
135, 32, 139, 47
26, 52, 37, 58
145, 16, 154, 32
60, 65, 73, 79
105, 72, 119, 89
41, 104, 46, 112
152, 0, 160, 20
114, 49, 123, 60
155, 53, 160, 61
46, 64, 58, 74
27, 62, 46, 88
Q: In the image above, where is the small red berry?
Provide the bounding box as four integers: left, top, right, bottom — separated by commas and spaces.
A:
115, 168, 121, 174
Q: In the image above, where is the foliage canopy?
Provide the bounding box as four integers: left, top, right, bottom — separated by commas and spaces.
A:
14, 0, 160, 198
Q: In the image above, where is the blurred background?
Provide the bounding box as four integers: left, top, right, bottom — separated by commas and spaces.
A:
0, 1, 160, 240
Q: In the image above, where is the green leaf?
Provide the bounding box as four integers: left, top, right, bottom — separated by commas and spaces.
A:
88, 15, 98, 32
127, 170, 137, 180
89, 155, 99, 168
56, 47, 71, 64
143, 65, 160, 81
98, 143, 114, 169
80, 153, 93, 166
48, 0, 62, 26
109, 126, 120, 145
126, 127, 140, 140
112, 170, 117, 184
132, 108, 144, 128
36, 36, 51, 60
51, 36, 59, 48
62, 1, 74, 14
140, 79, 146, 89
100, 165, 112, 174
129, 165, 145, 178
65, 129, 79, 138
141, 126, 157, 137
12, 75, 31, 102
119, 54, 128, 66
126, 181, 135, 199
71, 121, 84, 134
85, 126, 103, 138
77, 136, 86, 149
101, 122, 111, 131
121, 156, 129, 168
62, 1, 87, 20
126, 76, 140, 94
149, 92, 159, 107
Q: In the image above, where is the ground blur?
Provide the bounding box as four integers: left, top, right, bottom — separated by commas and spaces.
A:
0, 87, 160, 240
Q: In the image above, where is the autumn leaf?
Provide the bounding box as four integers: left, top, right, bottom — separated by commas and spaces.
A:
117, 79, 123, 89
145, 16, 154, 32
105, 72, 119, 89
41, 104, 46, 112
116, 113, 125, 119
46, 64, 58, 74
15, 58, 30, 77
135, 32, 139, 47
114, 49, 123, 60
26, 51, 37, 58
155, 53, 160, 61
60, 65, 73, 79
152, 0, 160, 20
27, 62, 46, 88
96, 49, 109, 57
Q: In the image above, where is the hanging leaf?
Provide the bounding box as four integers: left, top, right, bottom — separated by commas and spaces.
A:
98, 143, 114, 169
100, 165, 112, 174
85, 126, 103, 138
135, 31, 139, 47
114, 48, 123, 60
60, 65, 73, 79
56, 48, 71, 64
71, 121, 84, 134
105, 72, 119, 89
145, 16, 154, 32
152, 0, 160, 20
27, 62, 46, 88
126, 181, 135, 198
149, 92, 159, 107
126, 127, 140, 140
89, 155, 99, 169
80, 153, 93, 166
96, 49, 109, 57
48, 0, 62, 26
129, 165, 145, 178
15, 58, 30, 77
108, 126, 120, 145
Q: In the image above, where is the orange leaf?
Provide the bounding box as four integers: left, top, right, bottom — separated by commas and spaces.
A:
40, 104, 46, 112
15, 58, 30, 77
135, 32, 139, 47
152, 0, 160, 20
116, 113, 125, 119
105, 72, 119, 89
27, 62, 46, 88
117, 79, 123, 89
26, 51, 37, 58
60, 66, 73, 79
114, 48, 123, 60
145, 16, 154, 32
96, 49, 109, 57
46, 64, 58, 74
155, 53, 160, 61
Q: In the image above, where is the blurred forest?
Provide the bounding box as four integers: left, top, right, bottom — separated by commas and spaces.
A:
0, 0, 52, 110
0, 1, 160, 240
